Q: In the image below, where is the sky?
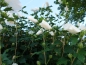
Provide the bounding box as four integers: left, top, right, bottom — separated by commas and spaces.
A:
19, 0, 86, 25
19, 0, 58, 15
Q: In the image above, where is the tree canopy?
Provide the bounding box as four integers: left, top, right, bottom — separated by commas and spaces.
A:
54, 0, 86, 22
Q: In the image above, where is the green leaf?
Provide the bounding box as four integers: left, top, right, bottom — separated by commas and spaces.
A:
57, 57, 68, 65
32, 51, 43, 56
69, 36, 78, 46
63, 0, 66, 4
2, 52, 12, 64
77, 49, 85, 63
4, 7, 12, 11
18, 57, 26, 63
9, 37, 16, 43
77, 53, 85, 63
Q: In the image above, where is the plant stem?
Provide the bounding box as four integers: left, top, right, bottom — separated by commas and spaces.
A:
61, 38, 65, 57
43, 34, 47, 65
70, 48, 79, 65
52, 36, 55, 45
0, 5, 2, 65
0, 44, 1, 63
44, 51, 47, 65
71, 58, 75, 65
14, 23, 18, 62
46, 58, 50, 65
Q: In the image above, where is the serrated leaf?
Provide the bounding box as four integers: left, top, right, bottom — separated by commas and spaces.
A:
70, 36, 78, 46
77, 53, 85, 63
57, 57, 68, 65
77, 49, 85, 63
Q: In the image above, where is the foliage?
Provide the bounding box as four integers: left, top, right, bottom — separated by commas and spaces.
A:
54, 0, 86, 22
0, 0, 86, 65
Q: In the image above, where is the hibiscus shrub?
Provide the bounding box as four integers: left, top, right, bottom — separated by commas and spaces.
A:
0, 0, 86, 65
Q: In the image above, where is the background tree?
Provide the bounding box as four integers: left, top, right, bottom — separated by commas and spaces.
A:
54, 0, 86, 23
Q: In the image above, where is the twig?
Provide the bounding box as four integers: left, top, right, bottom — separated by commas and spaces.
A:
61, 38, 65, 57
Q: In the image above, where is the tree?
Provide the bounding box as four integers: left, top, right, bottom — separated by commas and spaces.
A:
54, 0, 86, 23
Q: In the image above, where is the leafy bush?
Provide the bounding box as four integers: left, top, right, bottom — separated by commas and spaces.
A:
0, 0, 86, 65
